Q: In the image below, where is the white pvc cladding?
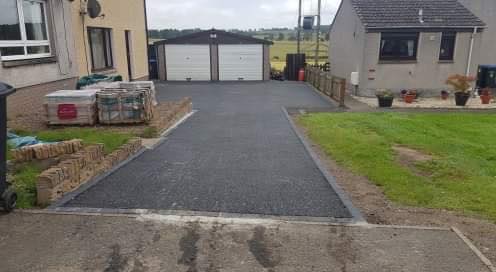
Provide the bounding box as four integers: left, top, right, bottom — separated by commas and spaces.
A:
159, 30, 269, 81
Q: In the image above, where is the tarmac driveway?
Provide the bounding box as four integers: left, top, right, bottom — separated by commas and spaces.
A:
63, 82, 352, 218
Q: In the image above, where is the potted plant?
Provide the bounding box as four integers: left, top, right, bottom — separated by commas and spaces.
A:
404, 90, 416, 104
400, 89, 408, 98
441, 90, 449, 100
480, 88, 492, 104
376, 89, 394, 108
445, 74, 476, 106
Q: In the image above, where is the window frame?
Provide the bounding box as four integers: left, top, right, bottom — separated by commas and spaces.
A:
87, 27, 114, 72
379, 32, 419, 61
0, 0, 52, 61
439, 32, 457, 61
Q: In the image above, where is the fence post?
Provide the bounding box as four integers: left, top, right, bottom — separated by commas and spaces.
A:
339, 78, 346, 107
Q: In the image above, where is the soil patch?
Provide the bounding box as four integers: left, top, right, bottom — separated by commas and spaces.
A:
393, 145, 434, 177
293, 116, 496, 265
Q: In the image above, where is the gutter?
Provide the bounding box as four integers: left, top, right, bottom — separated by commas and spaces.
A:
466, 26, 478, 76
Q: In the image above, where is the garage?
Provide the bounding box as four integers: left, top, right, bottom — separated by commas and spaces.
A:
219, 45, 263, 81
165, 45, 211, 81
155, 29, 272, 81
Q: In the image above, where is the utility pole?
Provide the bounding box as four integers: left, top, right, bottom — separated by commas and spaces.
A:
297, 0, 302, 54
314, 0, 321, 66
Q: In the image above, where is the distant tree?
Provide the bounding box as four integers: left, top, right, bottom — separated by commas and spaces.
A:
277, 33, 285, 41
324, 32, 330, 41
287, 34, 297, 41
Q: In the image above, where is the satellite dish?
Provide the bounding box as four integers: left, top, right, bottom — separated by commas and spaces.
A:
87, 0, 102, 19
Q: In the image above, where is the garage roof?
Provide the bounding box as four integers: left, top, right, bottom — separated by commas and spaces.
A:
154, 29, 273, 45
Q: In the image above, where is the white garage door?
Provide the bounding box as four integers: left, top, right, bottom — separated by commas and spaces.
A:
165, 45, 211, 81
219, 45, 263, 81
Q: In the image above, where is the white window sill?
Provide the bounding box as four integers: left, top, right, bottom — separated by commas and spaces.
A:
91, 68, 117, 75
1, 56, 56, 68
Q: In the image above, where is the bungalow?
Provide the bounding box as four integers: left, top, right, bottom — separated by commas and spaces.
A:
0, 0, 149, 121
328, 0, 488, 96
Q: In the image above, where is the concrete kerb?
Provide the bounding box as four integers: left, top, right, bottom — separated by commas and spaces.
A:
47, 110, 197, 210
452, 227, 496, 272
281, 106, 366, 223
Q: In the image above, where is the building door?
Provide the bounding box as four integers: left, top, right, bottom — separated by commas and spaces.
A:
218, 45, 263, 81
165, 45, 211, 81
125, 30, 133, 81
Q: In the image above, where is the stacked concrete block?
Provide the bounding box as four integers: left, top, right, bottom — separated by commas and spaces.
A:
11, 139, 83, 162
44, 90, 99, 125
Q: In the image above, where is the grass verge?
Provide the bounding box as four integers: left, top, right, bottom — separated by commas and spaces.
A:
298, 112, 496, 222
9, 128, 134, 208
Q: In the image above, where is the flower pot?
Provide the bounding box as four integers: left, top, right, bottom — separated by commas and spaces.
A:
441, 93, 449, 100
377, 96, 394, 108
454, 92, 470, 106
404, 94, 415, 104
480, 95, 492, 104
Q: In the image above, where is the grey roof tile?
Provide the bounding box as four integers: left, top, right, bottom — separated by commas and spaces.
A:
351, 0, 485, 29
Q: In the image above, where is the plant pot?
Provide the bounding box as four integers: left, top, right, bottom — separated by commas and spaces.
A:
377, 96, 394, 108
454, 92, 470, 106
480, 95, 492, 104
441, 93, 449, 100
404, 94, 415, 104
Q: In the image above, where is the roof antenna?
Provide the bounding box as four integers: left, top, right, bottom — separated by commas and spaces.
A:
419, 9, 424, 24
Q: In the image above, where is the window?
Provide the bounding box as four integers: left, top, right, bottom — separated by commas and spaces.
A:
379, 32, 419, 61
439, 32, 456, 61
0, 0, 51, 61
88, 27, 113, 71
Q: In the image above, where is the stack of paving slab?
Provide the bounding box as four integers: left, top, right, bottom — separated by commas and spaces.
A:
44, 90, 98, 125
97, 82, 156, 125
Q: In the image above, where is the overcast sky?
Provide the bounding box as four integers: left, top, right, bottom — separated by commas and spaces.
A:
146, 0, 341, 30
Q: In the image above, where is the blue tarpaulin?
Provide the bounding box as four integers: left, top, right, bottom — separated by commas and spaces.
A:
7, 132, 53, 148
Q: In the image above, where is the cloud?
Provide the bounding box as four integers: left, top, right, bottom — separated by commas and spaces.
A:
146, 0, 341, 30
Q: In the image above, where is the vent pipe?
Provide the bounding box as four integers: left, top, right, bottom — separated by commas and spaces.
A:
419, 9, 424, 24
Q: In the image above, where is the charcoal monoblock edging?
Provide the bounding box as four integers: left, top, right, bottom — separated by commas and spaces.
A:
281, 106, 365, 223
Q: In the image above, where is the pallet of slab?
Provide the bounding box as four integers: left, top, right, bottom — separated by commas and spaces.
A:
44, 90, 98, 126
97, 89, 154, 125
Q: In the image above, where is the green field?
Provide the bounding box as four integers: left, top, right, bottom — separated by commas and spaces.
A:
270, 41, 328, 71
299, 112, 496, 222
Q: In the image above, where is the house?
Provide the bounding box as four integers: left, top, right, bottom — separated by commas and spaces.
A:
154, 29, 272, 81
0, 0, 79, 120
328, 0, 487, 96
458, 0, 496, 88
71, 0, 149, 82
0, 0, 148, 121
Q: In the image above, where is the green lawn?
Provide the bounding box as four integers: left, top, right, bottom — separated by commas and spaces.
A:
270, 40, 328, 71
9, 128, 134, 208
298, 112, 496, 222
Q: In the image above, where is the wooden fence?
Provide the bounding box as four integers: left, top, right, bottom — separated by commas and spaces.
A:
305, 67, 346, 107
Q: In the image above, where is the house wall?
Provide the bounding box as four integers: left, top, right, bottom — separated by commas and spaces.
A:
459, 0, 496, 65
70, 0, 149, 81
0, 0, 78, 89
359, 32, 482, 96
328, 0, 366, 87
263, 44, 271, 81
1, 0, 79, 121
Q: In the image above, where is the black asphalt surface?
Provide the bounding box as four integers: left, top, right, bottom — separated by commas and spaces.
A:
64, 82, 352, 218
